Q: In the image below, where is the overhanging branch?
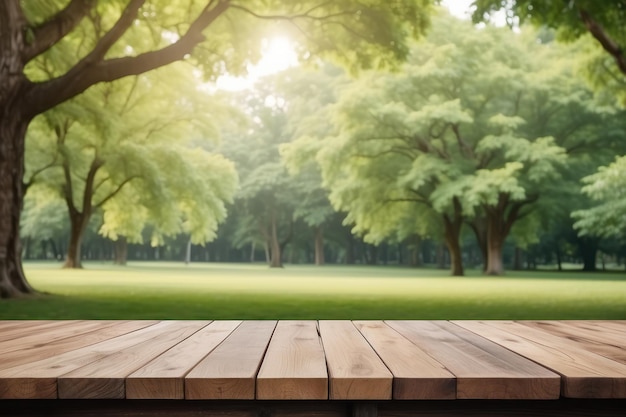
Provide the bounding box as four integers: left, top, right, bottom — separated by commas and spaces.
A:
23, 0, 97, 62
26, 0, 230, 117
579, 9, 626, 75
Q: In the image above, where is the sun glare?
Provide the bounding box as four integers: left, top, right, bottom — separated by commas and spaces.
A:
216, 36, 298, 91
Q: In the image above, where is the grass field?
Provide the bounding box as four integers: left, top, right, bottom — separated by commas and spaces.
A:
1, 261, 625, 319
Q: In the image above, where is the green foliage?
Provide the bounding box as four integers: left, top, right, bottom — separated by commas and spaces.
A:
22, 0, 433, 84
471, 0, 626, 104
25, 61, 238, 247
573, 156, 626, 239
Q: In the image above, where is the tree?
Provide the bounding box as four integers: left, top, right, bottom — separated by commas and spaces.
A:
279, 65, 349, 266
0, 0, 431, 297
26, 62, 236, 268
308, 13, 620, 275
221, 86, 300, 268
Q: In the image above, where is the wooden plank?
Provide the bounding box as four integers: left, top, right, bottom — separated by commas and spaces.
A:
522, 321, 626, 364
0, 321, 184, 399
354, 321, 455, 400
0, 320, 83, 343
126, 321, 240, 399
319, 320, 392, 400
0, 321, 120, 356
185, 321, 277, 400
0, 321, 157, 370
57, 321, 209, 399
256, 321, 328, 400
455, 321, 626, 398
387, 321, 560, 399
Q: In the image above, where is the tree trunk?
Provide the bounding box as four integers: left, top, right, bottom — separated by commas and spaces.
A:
314, 226, 325, 266
114, 236, 128, 265
578, 237, 598, 271
269, 213, 283, 268
185, 237, 192, 265
0, 111, 34, 297
555, 246, 563, 271
443, 231, 464, 277
64, 212, 90, 268
485, 216, 506, 276
442, 198, 464, 276
468, 217, 488, 272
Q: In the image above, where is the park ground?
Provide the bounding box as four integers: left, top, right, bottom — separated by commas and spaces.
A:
0, 262, 624, 320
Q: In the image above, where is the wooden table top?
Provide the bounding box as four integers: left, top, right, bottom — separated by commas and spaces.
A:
0, 320, 624, 401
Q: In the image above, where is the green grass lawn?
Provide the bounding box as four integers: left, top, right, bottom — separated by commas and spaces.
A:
1, 261, 625, 319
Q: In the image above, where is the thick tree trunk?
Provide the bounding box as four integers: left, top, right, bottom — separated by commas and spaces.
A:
577, 237, 598, 271
0, 109, 34, 297
64, 212, 90, 268
314, 226, 325, 266
443, 226, 464, 276
0, 3, 35, 298
485, 218, 506, 275
483, 195, 528, 276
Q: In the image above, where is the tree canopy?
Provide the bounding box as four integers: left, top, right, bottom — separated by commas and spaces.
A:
0, 0, 433, 297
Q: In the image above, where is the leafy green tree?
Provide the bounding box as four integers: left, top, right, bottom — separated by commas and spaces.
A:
0, 0, 431, 297
309, 14, 621, 275
279, 65, 349, 265
26, 63, 237, 268
221, 86, 300, 268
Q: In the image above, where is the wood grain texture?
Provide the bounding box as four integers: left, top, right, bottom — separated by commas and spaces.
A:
0, 320, 83, 344
257, 320, 328, 400
0, 321, 178, 399
58, 321, 209, 399
387, 321, 560, 399
354, 321, 455, 400
185, 321, 277, 400
0, 320, 625, 404
0, 321, 114, 356
0, 321, 158, 370
522, 321, 626, 364
126, 320, 240, 399
319, 321, 392, 400
455, 321, 626, 398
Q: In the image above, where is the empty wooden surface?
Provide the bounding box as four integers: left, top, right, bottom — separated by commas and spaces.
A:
0, 320, 624, 401
454, 321, 626, 398
387, 321, 561, 399
354, 321, 455, 400
319, 321, 393, 400
257, 321, 328, 400
185, 320, 277, 400
126, 320, 240, 399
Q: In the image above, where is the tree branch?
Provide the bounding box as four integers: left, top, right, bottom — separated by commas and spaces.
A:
94, 175, 139, 208
26, 0, 231, 117
23, 0, 97, 62
579, 9, 626, 75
